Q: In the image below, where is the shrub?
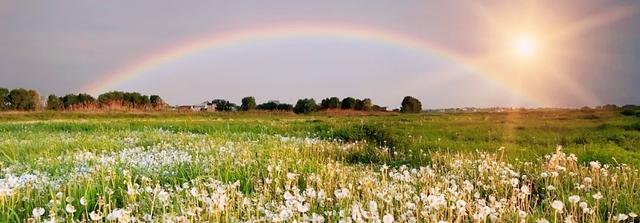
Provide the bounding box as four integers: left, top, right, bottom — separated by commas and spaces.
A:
240, 96, 256, 111
293, 98, 318, 114
400, 96, 422, 113
341, 97, 356, 109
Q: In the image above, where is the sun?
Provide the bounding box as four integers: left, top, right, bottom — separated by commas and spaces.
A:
512, 34, 539, 58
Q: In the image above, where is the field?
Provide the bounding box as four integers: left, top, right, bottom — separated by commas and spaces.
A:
0, 110, 639, 222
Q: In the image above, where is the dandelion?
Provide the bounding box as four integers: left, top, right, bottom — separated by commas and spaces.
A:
65, 204, 76, 214
32, 207, 45, 219
551, 200, 564, 213
617, 213, 629, 221
383, 214, 395, 223
592, 192, 603, 200
89, 211, 102, 221
536, 219, 550, 223
568, 195, 580, 204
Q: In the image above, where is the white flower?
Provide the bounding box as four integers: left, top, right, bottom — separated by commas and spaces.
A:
65, 204, 76, 213
617, 214, 629, 221
80, 197, 87, 206
629, 212, 637, 218
592, 192, 603, 200
568, 195, 580, 204
89, 211, 102, 221
383, 214, 395, 223
536, 218, 550, 223
334, 188, 349, 199
579, 202, 588, 209
32, 207, 45, 218
551, 200, 564, 213
518, 210, 527, 218
158, 190, 170, 203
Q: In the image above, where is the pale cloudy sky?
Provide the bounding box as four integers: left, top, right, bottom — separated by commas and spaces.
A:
1, 0, 638, 108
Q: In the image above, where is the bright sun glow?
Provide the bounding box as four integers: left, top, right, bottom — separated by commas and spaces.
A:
512, 35, 538, 58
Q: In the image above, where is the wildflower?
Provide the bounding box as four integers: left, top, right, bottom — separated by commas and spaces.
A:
518, 210, 527, 218
383, 214, 395, 223
630, 212, 637, 218
568, 195, 580, 204
32, 207, 45, 218
617, 214, 629, 221
592, 192, 603, 200
334, 188, 349, 200
579, 202, 588, 209
520, 185, 531, 195
551, 200, 564, 213
89, 211, 102, 221
158, 191, 170, 203
65, 204, 76, 213
80, 197, 87, 206
536, 219, 550, 223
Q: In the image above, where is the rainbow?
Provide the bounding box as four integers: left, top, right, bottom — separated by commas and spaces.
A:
81, 23, 535, 103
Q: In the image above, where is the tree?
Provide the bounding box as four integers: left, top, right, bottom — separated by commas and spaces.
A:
240, 96, 256, 111
7, 88, 40, 110
212, 99, 236, 111
321, 97, 341, 109
46, 94, 63, 110
355, 98, 373, 111
276, 103, 294, 111
294, 98, 318, 114
341, 97, 357, 109
0, 88, 8, 110
150, 95, 165, 109
401, 96, 422, 113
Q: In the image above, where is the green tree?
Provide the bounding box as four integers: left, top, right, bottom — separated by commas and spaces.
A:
341, 97, 357, 109
212, 99, 236, 111
240, 96, 256, 111
46, 94, 63, 110
0, 88, 8, 110
321, 97, 341, 109
7, 88, 40, 110
294, 98, 318, 114
400, 96, 422, 113
150, 95, 165, 109
355, 98, 373, 111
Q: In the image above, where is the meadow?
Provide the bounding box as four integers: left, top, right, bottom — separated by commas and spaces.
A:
0, 109, 639, 222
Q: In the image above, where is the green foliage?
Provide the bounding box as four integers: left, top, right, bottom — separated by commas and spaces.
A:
355, 98, 373, 111
256, 100, 293, 111
7, 88, 40, 110
46, 94, 63, 110
149, 95, 165, 109
212, 99, 236, 111
320, 97, 341, 109
293, 98, 318, 114
62, 93, 96, 109
341, 97, 356, 109
0, 87, 8, 110
621, 109, 638, 116
98, 91, 155, 110
401, 96, 422, 113
240, 96, 256, 111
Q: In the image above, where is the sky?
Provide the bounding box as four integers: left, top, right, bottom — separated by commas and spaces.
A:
1, 0, 639, 108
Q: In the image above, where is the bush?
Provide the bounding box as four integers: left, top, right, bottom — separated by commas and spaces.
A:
341, 97, 356, 109
240, 96, 256, 111
621, 109, 637, 116
400, 96, 422, 113
293, 98, 318, 114
320, 97, 341, 109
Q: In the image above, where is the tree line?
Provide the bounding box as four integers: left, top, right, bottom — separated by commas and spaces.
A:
1, 86, 423, 113
0, 87, 166, 111
207, 96, 422, 114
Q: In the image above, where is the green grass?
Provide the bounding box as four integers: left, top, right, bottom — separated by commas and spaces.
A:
0, 109, 638, 222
